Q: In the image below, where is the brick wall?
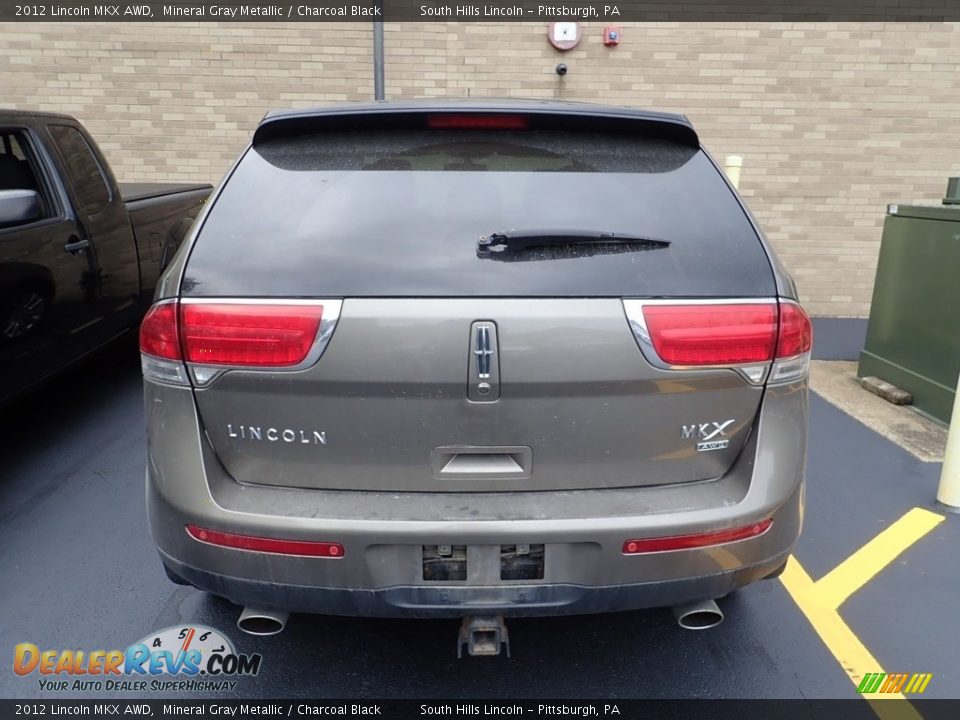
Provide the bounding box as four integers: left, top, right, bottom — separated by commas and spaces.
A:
2, 21, 958, 316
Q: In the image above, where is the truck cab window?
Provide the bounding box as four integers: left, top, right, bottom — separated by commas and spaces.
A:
0, 130, 52, 227
47, 124, 111, 213
0, 131, 41, 192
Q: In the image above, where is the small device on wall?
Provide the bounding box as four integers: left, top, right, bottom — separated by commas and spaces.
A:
603, 26, 622, 47
548, 22, 581, 51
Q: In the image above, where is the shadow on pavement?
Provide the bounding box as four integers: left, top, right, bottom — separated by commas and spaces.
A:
0, 333, 142, 471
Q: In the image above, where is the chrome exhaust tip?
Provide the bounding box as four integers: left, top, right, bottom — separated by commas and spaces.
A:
672, 599, 724, 630
237, 607, 288, 636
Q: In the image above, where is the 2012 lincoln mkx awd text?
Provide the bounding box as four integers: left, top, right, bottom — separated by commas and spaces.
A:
141, 101, 811, 653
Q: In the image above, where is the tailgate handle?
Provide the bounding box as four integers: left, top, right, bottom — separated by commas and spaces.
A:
431, 446, 532, 479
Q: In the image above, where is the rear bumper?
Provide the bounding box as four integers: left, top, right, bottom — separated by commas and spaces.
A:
145, 379, 806, 618
148, 468, 801, 618
159, 546, 791, 618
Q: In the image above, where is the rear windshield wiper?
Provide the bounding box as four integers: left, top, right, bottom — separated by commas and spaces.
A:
477, 229, 670, 256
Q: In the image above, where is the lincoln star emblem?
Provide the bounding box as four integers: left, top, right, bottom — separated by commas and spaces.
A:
474, 325, 493, 379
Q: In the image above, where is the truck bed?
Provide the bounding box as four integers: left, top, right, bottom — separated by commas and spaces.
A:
120, 182, 212, 292
120, 182, 212, 204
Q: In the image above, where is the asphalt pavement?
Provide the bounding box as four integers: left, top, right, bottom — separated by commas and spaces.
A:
1, 338, 957, 699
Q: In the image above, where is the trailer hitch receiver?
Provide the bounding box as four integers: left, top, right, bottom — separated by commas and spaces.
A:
457, 615, 510, 658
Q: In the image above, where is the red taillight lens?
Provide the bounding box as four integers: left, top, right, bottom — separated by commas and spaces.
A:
186, 525, 343, 558
622, 519, 772, 554
642, 304, 778, 365
140, 303, 181, 360
427, 113, 528, 130
775, 303, 812, 358
180, 303, 323, 367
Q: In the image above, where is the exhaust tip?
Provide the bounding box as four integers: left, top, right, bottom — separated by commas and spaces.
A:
673, 599, 724, 631
237, 607, 288, 636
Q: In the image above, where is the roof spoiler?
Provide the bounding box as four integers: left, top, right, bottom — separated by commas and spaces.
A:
252, 105, 700, 148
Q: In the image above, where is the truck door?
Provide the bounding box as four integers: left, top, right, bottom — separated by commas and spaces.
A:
44, 122, 140, 342
0, 126, 97, 400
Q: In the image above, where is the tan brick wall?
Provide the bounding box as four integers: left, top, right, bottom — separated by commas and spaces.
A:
3, 21, 959, 316
1, 23, 374, 181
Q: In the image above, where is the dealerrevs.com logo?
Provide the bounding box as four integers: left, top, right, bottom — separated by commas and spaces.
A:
13, 625, 261, 692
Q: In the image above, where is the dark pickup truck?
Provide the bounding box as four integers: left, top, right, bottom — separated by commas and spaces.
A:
0, 110, 211, 402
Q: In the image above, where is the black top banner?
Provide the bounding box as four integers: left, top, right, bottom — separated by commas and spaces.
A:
3, 0, 960, 22
2, 700, 960, 720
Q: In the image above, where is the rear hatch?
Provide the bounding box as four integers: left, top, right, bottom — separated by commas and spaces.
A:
178, 107, 778, 493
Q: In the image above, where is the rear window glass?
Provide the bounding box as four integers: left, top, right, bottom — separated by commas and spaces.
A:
48, 124, 112, 213
183, 129, 775, 298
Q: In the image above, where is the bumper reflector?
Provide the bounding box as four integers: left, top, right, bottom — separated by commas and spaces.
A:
622, 519, 772, 555
186, 525, 343, 558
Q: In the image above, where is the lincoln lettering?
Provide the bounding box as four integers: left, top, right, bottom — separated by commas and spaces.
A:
227, 424, 326, 445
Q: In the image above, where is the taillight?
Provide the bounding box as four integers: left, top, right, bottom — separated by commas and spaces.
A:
622, 519, 772, 554
186, 525, 343, 558
140, 302, 189, 386
140, 299, 341, 387
641, 304, 778, 365
140, 302, 181, 360
623, 299, 812, 384
775, 302, 813, 358
180, 303, 323, 367
769, 301, 812, 383
427, 113, 529, 130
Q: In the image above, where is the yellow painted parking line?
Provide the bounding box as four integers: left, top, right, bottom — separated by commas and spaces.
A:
780, 558, 922, 720
814, 508, 945, 610
779, 506, 946, 720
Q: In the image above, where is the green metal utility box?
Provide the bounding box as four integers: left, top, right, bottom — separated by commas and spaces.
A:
858, 191, 960, 425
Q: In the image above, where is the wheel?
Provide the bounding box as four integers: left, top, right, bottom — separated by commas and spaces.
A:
0, 283, 51, 341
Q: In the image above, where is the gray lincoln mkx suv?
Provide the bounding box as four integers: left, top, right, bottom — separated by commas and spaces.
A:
142, 101, 810, 651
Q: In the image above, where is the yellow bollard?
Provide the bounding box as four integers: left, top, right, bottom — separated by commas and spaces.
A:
724, 155, 743, 190
937, 369, 960, 513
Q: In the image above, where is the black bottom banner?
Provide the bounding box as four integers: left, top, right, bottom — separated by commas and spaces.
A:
1, 700, 959, 720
